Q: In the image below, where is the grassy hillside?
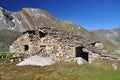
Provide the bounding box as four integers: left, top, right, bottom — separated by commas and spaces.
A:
0, 59, 120, 80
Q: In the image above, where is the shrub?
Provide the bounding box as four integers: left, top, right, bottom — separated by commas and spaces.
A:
0, 52, 13, 63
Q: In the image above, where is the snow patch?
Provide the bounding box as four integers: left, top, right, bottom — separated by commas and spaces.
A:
31, 9, 34, 11
12, 19, 15, 22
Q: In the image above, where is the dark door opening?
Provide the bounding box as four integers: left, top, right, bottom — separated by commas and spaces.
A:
39, 31, 47, 38
24, 45, 29, 51
76, 46, 88, 61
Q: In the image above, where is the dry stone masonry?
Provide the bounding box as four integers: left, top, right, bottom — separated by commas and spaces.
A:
10, 27, 120, 64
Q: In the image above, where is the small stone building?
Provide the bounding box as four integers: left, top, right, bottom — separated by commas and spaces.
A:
10, 27, 100, 62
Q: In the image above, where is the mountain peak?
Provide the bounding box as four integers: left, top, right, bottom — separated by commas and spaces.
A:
22, 8, 42, 12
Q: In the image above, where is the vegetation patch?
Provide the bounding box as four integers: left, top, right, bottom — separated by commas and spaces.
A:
103, 46, 116, 52
0, 52, 13, 63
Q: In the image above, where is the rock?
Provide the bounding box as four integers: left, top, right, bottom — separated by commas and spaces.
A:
16, 55, 55, 66
89, 53, 100, 64
74, 57, 87, 65
95, 43, 104, 49
112, 64, 118, 70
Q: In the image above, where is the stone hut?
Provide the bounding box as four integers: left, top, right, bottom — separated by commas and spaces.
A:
10, 27, 100, 62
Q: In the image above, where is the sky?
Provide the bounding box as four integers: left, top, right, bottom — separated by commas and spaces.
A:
0, 0, 120, 30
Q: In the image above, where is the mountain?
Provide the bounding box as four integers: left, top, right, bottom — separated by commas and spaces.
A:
0, 7, 118, 51
93, 28, 120, 46
0, 7, 84, 32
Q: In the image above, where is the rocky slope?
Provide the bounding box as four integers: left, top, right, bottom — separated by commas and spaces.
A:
93, 28, 120, 42
0, 7, 118, 51
0, 29, 21, 51
93, 28, 120, 49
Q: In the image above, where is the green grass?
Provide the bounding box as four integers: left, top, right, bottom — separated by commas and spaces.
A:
0, 52, 13, 63
103, 46, 116, 52
62, 25, 78, 32
0, 59, 120, 80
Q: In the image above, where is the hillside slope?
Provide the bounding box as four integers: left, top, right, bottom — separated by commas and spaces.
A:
0, 29, 21, 51
93, 28, 120, 49
93, 28, 120, 42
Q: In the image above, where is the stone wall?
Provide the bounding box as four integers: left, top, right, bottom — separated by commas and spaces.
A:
11, 27, 118, 64
10, 31, 76, 62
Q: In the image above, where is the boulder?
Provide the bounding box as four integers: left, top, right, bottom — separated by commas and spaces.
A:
95, 43, 104, 49
74, 57, 87, 65
89, 53, 100, 64
16, 55, 55, 66
112, 64, 118, 70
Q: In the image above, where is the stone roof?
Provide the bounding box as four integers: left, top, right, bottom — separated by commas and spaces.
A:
33, 27, 90, 47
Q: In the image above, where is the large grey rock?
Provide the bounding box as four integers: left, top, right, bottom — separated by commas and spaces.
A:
89, 53, 100, 64
95, 43, 104, 49
16, 55, 55, 66
74, 57, 88, 65
112, 64, 118, 70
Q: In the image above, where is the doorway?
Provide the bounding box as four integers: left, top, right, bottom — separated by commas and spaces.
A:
24, 45, 29, 51
76, 46, 88, 61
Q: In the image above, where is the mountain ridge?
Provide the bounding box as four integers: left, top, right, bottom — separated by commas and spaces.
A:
93, 28, 120, 44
